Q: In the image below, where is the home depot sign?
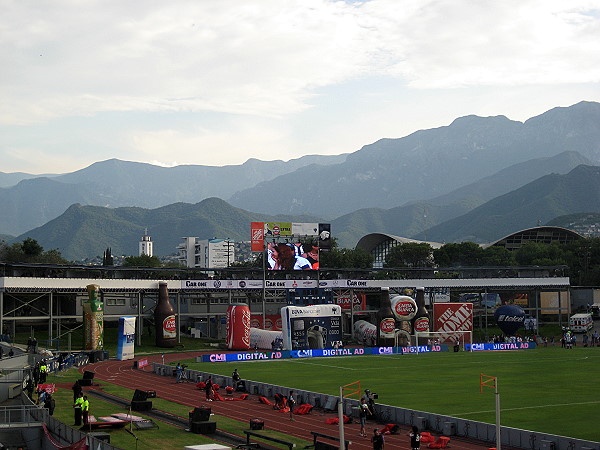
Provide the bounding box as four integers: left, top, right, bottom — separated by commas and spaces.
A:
433, 302, 473, 342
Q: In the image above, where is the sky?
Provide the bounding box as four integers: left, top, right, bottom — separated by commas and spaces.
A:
1, 0, 599, 175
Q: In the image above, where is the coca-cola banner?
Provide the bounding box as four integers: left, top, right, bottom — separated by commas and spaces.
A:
433, 302, 473, 341
281, 305, 342, 350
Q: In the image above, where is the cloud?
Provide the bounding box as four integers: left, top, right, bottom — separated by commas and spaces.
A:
127, 117, 291, 166
2, 0, 598, 127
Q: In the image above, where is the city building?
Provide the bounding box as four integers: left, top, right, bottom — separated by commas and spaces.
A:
176, 237, 235, 268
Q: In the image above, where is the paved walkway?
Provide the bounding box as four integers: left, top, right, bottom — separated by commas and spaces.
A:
81, 353, 505, 450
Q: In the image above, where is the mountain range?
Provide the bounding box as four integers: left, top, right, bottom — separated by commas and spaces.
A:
2, 101, 600, 260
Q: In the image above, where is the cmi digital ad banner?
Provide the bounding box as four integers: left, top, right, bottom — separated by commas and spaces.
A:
116, 316, 137, 360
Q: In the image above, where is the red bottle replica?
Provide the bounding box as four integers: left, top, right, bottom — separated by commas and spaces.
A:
376, 287, 396, 347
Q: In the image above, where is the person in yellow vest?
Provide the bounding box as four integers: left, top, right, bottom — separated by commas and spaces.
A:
81, 395, 90, 425
39, 362, 48, 384
73, 392, 84, 426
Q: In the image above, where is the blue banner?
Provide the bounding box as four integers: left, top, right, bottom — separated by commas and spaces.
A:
466, 342, 536, 351
201, 345, 454, 362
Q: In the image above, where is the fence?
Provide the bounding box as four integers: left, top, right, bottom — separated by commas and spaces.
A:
153, 363, 599, 450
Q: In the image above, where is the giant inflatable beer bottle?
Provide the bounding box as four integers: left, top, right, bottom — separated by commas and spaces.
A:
155, 281, 177, 347
412, 287, 430, 333
376, 287, 396, 347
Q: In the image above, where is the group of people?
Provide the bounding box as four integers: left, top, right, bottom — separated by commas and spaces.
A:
26, 336, 38, 353
370, 425, 421, 449
72, 381, 90, 426
267, 242, 319, 270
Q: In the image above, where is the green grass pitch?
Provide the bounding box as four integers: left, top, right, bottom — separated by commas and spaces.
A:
189, 346, 600, 442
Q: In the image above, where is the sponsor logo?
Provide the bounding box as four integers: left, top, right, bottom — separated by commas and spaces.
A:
296, 350, 313, 358
414, 317, 429, 332
252, 229, 263, 241
213, 280, 222, 288
377, 347, 393, 354
497, 315, 524, 323
347, 280, 367, 287
394, 301, 416, 318
379, 318, 395, 335
209, 354, 226, 362
163, 316, 176, 333
238, 281, 246, 288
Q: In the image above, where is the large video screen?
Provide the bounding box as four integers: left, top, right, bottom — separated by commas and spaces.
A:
266, 242, 319, 270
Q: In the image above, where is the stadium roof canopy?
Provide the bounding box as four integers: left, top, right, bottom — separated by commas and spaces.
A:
355, 233, 443, 268
484, 226, 583, 250
356, 227, 583, 268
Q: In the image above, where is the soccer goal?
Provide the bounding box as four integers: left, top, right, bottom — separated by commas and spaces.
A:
414, 330, 473, 351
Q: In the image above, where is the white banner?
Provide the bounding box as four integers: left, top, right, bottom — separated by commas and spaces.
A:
180, 278, 570, 290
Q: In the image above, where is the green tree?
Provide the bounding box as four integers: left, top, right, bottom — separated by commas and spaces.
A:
514, 242, 567, 266
321, 248, 373, 269
0, 238, 69, 264
479, 246, 515, 266
122, 254, 162, 267
384, 242, 434, 268
433, 242, 484, 266
21, 237, 43, 257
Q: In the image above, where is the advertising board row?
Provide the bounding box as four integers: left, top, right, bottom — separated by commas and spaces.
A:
201, 345, 449, 362
180, 278, 570, 290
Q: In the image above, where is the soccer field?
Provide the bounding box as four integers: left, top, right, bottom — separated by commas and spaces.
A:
191, 346, 600, 442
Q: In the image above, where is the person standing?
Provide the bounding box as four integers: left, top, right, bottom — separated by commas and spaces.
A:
72, 381, 82, 403
232, 368, 244, 391
175, 363, 183, 383
288, 390, 296, 421
44, 393, 56, 416
204, 377, 213, 401
39, 361, 48, 384
409, 426, 421, 450
371, 428, 384, 450
362, 389, 376, 418
81, 395, 90, 425
73, 392, 84, 426
359, 398, 370, 437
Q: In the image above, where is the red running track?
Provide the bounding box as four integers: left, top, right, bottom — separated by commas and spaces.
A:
80, 353, 507, 450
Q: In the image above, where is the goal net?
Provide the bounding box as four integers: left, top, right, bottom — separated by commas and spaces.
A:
414, 330, 473, 351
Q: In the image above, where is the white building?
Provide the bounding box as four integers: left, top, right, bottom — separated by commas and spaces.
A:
139, 228, 153, 257
177, 237, 235, 268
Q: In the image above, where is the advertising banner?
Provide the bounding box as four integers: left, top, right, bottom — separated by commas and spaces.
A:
292, 223, 319, 236
83, 284, 104, 350
265, 222, 293, 237
251, 222, 264, 252
433, 302, 473, 343
335, 293, 367, 311
318, 223, 332, 252
116, 316, 136, 361
281, 305, 342, 350
467, 342, 536, 351
200, 345, 450, 362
